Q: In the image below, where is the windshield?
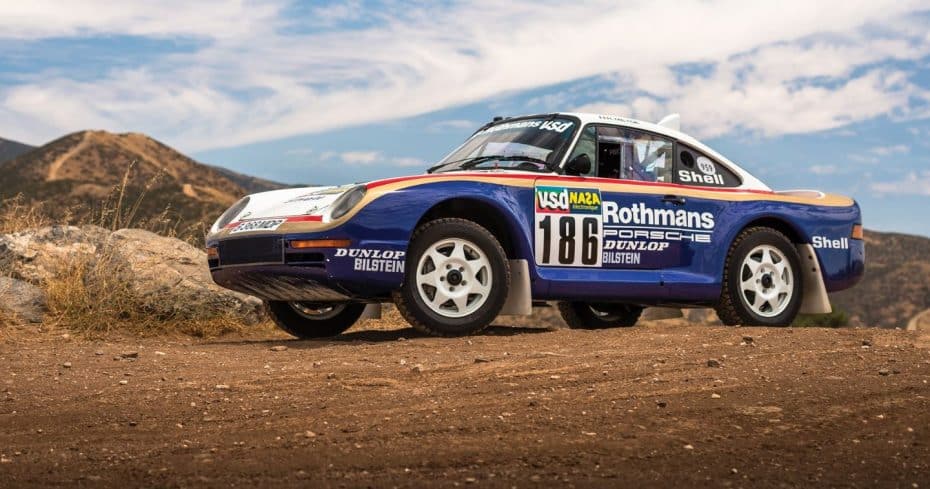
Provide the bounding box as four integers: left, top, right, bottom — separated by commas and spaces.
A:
430, 117, 578, 173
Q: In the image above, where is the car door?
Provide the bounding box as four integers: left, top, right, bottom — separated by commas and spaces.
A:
659, 144, 737, 300
532, 124, 683, 301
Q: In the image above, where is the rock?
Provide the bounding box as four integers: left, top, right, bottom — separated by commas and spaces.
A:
215, 384, 230, 390
326, 373, 337, 379
861, 339, 872, 347
411, 364, 424, 373
684, 308, 722, 325
706, 358, 722, 368
711, 393, 721, 399
879, 369, 891, 376
0, 276, 47, 323
474, 357, 491, 364
907, 309, 930, 331
104, 229, 263, 323
120, 351, 139, 359
683, 444, 694, 450
0, 225, 109, 283
641, 307, 684, 321
656, 400, 667, 408
0, 226, 263, 325
118, 380, 128, 385
62, 362, 72, 369
270, 346, 288, 352
742, 335, 754, 344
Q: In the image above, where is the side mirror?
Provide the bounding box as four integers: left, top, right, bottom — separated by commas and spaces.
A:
564, 153, 591, 176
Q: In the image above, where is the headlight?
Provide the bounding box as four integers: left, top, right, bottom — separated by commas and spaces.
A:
211, 196, 250, 233
325, 185, 366, 222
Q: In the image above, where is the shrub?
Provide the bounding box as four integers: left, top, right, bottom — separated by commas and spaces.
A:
793, 305, 850, 328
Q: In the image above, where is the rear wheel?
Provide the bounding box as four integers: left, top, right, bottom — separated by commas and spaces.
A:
393, 218, 510, 337
716, 227, 802, 326
558, 302, 643, 329
265, 301, 365, 338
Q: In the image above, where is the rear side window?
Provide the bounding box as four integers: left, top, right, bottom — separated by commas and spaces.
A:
676, 146, 741, 187
595, 126, 674, 183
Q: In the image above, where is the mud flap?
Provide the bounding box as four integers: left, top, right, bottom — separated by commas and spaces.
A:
500, 259, 532, 316
796, 244, 831, 314
360, 303, 382, 320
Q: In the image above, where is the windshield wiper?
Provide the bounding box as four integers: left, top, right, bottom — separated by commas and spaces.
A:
430, 155, 550, 173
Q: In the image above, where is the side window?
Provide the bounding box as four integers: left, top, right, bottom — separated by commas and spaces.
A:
594, 126, 673, 182
565, 125, 596, 176
676, 146, 741, 187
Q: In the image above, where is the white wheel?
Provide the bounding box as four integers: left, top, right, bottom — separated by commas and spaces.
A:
392, 218, 509, 336
738, 244, 794, 318
414, 238, 492, 318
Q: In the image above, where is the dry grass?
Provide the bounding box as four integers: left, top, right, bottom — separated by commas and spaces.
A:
0, 168, 264, 338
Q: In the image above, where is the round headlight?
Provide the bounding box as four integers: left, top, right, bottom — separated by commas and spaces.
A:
212, 196, 250, 232
326, 185, 366, 222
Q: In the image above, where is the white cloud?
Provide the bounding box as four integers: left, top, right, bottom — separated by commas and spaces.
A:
871, 171, 930, 196
810, 164, 839, 175
0, 1, 928, 150
339, 151, 380, 165
0, 1, 284, 40
428, 119, 477, 132
870, 144, 909, 156
332, 150, 425, 168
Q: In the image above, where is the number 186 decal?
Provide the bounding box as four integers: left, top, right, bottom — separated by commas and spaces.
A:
534, 186, 603, 267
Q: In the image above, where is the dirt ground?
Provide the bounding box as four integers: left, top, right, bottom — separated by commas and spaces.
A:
1, 316, 929, 488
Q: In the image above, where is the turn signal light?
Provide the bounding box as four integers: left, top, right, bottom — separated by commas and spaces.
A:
851, 224, 863, 240
206, 247, 219, 259
290, 239, 351, 249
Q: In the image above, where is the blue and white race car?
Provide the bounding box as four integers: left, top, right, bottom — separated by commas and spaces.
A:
206, 113, 864, 337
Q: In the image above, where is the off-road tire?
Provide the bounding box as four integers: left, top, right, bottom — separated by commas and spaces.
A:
265, 301, 365, 338
715, 227, 803, 326
392, 218, 510, 337
558, 302, 643, 329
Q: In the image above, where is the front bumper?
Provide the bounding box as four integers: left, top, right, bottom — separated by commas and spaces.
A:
207, 233, 407, 302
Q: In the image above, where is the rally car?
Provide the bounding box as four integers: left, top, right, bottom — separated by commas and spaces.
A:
206, 113, 864, 337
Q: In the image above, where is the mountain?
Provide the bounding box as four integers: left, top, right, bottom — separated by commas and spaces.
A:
0, 137, 35, 163
830, 230, 930, 327
0, 130, 288, 240
207, 164, 289, 194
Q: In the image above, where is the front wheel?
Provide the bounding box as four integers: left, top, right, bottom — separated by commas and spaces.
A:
265, 301, 365, 338
715, 227, 802, 326
393, 218, 510, 337
558, 302, 643, 329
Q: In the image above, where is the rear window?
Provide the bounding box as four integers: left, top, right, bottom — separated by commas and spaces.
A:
675, 146, 741, 187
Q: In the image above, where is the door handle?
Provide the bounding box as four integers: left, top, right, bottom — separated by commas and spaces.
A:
662, 194, 686, 206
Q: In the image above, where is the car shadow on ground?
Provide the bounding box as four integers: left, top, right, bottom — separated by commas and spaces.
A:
209, 325, 556, 347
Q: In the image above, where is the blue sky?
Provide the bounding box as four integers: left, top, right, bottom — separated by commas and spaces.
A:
1, 1, 929, 235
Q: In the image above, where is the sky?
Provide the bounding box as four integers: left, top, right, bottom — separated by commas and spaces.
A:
1, 1, 929, 235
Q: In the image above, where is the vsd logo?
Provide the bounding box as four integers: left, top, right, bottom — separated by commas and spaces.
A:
535, 186, 569, 213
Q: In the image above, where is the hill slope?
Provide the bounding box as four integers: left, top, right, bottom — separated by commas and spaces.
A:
830, 230, 930, 327
0, 137, 35, 163
0, 130, 287, 239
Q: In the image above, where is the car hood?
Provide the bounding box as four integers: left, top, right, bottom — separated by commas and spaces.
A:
209, 184, 358, 233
